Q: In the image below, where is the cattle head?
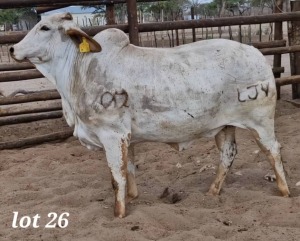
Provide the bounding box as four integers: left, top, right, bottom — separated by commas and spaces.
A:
10, 13, 101, 64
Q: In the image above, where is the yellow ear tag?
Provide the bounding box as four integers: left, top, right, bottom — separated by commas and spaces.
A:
79, 37, 90, 53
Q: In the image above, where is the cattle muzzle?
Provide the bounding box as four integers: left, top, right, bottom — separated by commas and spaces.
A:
9, 46, 14, 54
9, 46, 18, 61
9, 46, 28, 63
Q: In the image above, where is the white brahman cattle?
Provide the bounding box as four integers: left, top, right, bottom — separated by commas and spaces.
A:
10, 13, 290, 218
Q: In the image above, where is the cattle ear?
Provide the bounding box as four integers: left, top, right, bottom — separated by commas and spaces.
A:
62, 12, 73, 21
66, 28, 102, 53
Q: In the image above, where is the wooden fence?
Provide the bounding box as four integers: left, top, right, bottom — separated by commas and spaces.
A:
1, 0, 300, 149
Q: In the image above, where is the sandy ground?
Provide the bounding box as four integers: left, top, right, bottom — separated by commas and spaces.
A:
0, 55, 300, 240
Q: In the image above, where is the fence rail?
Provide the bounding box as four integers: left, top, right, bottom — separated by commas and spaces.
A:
0, 62, 34, 71
1, 12, 300, 44
1, 5, 300, 149
0, 90, 60, 105
0, 0, 132, 8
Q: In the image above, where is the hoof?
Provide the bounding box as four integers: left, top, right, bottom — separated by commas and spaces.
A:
127, 193, 139, 202
206, 185, 221, 196
281, 190, 290, 198
114, 201, 126, 218
114, 210, 126, 218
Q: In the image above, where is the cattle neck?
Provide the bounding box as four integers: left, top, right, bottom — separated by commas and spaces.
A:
33, 41, 81, 100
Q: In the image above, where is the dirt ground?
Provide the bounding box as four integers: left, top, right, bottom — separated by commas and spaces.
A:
0, 54, 300, 240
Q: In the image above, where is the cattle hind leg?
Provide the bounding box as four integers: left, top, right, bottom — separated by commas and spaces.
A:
127, 146, 138, 200
248, 123, 290, 197
207, 126, 237, 195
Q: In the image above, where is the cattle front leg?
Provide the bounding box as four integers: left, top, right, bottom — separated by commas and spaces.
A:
103, 136, 129, 218
127, 146, 138, 200
208, 126, 237, 195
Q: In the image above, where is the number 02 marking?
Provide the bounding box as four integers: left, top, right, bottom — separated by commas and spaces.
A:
45, 212, 69, 228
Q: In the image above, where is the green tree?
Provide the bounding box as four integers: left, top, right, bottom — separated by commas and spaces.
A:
146, 0, 190, 21
0, 8, 36, 30
146, 2, 164, 21
19, 8, 38, 29
196, 2, 219, 17
226, 0, 251, 16
0, 9, 20, 27
251, 0, 274, 13
207, 0, 251, 17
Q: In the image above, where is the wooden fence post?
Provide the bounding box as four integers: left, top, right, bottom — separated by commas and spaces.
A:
106, 3, 116, 25
290, 0, 300, 99
191, 7, 196, 42
273, 0, 283, 99
126, 0, 139, 45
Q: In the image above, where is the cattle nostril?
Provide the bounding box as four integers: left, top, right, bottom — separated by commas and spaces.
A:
9, 47, 14, 54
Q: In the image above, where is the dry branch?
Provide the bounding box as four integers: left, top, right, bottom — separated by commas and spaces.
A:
0, 111, 63, 126
0, 90, 60, 105
0, 129, 73, 150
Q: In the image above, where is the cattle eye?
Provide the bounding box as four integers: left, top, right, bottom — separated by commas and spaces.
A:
40, 25, 50, 31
